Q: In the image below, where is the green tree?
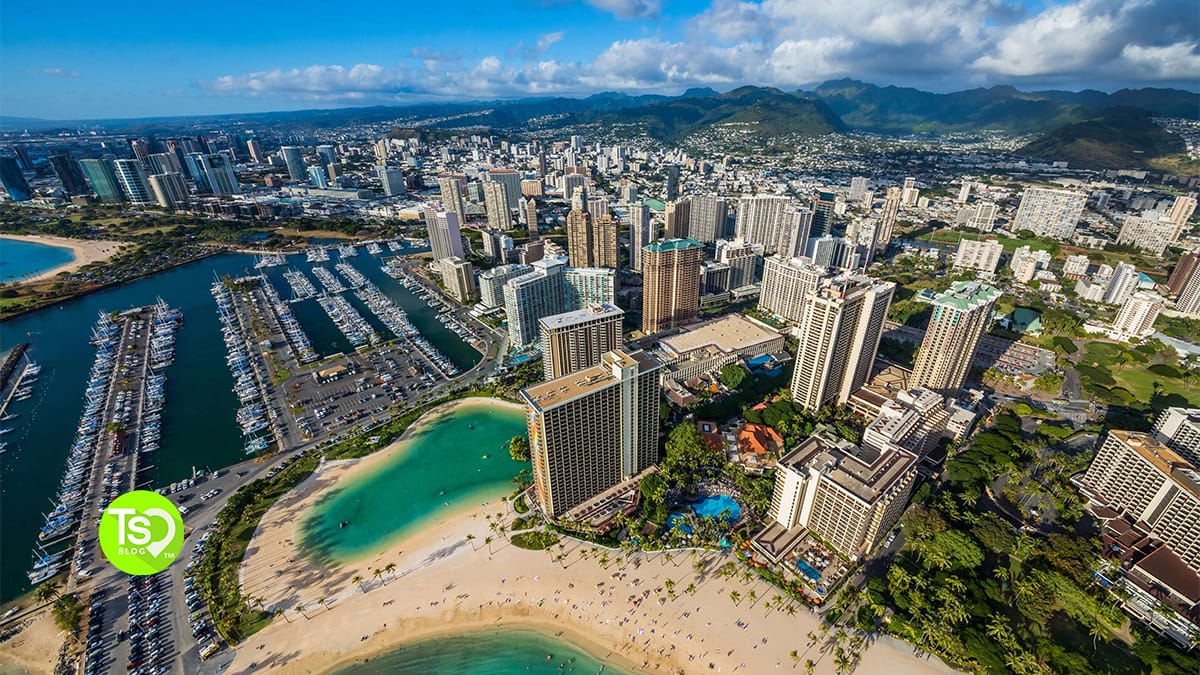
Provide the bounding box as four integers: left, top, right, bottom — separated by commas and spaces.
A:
508, 435, 530, 461
719, 363, 748, 390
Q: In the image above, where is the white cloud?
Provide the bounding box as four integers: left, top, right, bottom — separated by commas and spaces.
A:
40, 67, 79, 78
585, 0, 661, 20
202, 0, 1199, 104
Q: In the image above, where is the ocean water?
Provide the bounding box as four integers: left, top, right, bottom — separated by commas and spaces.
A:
0, 239, 75, 282
300, 401, 526, 563
330, 628, 635, 675
0, 250, 479, 602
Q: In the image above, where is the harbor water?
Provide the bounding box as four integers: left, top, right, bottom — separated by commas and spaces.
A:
0, 239, 75, 283
0, 246, 478, 602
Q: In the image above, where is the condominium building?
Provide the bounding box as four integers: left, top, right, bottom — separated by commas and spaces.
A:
49, 155, 89, 196
1153, 408, 1200, 467
629, 203, 653, 271
540, 302, 624, 380
910, 282, 1001, 394
861, 387, 952, 461
438, 256, 477, 304
789, 272, 895, 410
526, 198, 539, 238
811, 191, 838, 239
735, 195, 791, 255
79, 159, 125, 203
148, 172, 189, 209
563, 173, 588, 202
483, 180, 512, 231
655, 313, 785, 383
848, 177, 869, 202
900, 178, 920, 208
1173, 257, 1200, 316
953, 202, 998, 232
765, 434, 918, 559
521, 349, 661, 518
487, 168, 522, 207
758, 256, 825, 323
952, 239, 1004, 275
876, 187, 902, 251
715, 238, 764, 290
1103, 262, 1139, 305
1081, 431, 1200, 574
1009, 245, 1052, 283
778, 206, 814, 259
423, 206, 465, 262
281, 146, 307, 181
1011, 187, 1087, 240
689, 195, 728, 243
436, 175, 468, 223
566, 208, 618, 269
641, 238, 704, 335
809, 236, 859, 270
665, 199, 690, 239
112, 159, 155, 204
0, 157, 31, 202
1167, 193, 1197, 240
503, 257, 615, 348
1062, 254, 1091, 278
377, 166, 406, 197
1167, 253, 1199, 296
1118, 216, 1177, 255
478, 264, 532, 309
247, 138, 266, 163
1109, 292, 1163, 342
196, 153, 240, 196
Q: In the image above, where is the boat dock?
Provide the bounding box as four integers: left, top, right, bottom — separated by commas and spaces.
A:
0, 351, 37, 421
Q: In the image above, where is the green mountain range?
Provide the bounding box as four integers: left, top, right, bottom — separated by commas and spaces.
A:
1017, 107, 1189, 170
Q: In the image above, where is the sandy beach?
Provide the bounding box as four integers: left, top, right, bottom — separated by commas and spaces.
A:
0, 234, 126, 283
232, 400, 958, 675
0, 610, 61, 675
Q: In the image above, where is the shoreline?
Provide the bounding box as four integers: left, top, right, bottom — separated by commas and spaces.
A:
234, 399, 959, 675
0, 234, 126, 284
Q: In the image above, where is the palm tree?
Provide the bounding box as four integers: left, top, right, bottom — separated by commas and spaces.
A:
384, 562, 397, 579
353, 575, 366, 593
295, 603, 309, 619
747, 589, 758, 607
34, 580, 61, 604
466, 533, 477, 550
685, 582, 697, 596
372, 568, 384, 586
789, 649, 800, 665
1089, 623, 1108, 651
729, 590, 741, 606
316, 597, 327, 609
485, 536, 494, 554
804, 659, 816, 675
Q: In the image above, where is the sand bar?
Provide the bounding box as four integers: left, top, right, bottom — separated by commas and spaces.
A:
0, 234, 127, 283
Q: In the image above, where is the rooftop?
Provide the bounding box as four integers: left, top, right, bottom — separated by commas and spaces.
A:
539, 302, 624, 330
522, 348, 659, 410
657, 314, 782, 358
778, 434, 918, 505
931, 281, 1002, 311
643, 237, 704, 252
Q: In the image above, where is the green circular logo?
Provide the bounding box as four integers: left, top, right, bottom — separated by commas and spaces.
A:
98, 490, 184, 575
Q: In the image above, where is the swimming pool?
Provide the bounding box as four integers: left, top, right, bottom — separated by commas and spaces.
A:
666, 513, 694, 534
795, 559, 821, 581
691, 494, 741, 523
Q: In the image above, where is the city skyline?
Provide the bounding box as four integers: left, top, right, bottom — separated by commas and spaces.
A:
2, 0, 1197, 119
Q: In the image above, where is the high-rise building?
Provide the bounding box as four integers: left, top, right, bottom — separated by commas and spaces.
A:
664, 164, 680, 201
1118, 216, 1178, 255
789, 272, 894, 410
521, 348, 661, 518
148, 172, 188, 209
1110, 292, 1163, 342
503, 257, 615, 348
955, 202, 998, 232
147, 152, 182, 177
587, 195, 610, 225
1103, 262, 1139, 305
1153, 407, 1200, 467
540, 302, 624, 380
11, 146, 33, 172
876, 187, 902, 251
526, 198, 539, 239
423, 206, 465, 261
247, 139, 266, 163
910, 281, 1000, 394
1062, 254, 1091, 278
629, 203, 653, 271
811, 191, 837, 239
1012, 188, 1087, 240
701, 262, 731, 295
130, 139, 150, 165
1009, 245, 1052, 283
759, 256, 825, 323
0, 157, 32, 201
715, 238, 763, 290
1173, 259, 1200, 317
956, 181, 972, 203
563, 173, 588, 202
112, 159, 154, 204
1168, 193, 1197, 240
316, 145, 336, 172
593, 215, 619, 269
766, 434, 918, 558
478, 263, 532, 309
483, 180, 513, 231
1168, 253, 1200, 298
437, 175, 468, 223
900, 177, 920, 208
688, 196, 728, 243
665, 199, 690, 239
808, 236, 859, 270
487, 168, 522, 207
308, 165, 328, 189
438, 257, 477, 304
641, 238, 704, 334
49, 155, 89, 196
376, 166, 406, 197
848, 177, 869, 202
281, 146, 307, 181
952, 239, 1004, 275
1080, 430, 1200, 574
566, 208, 593, 267
777, 206, 813, 258
735, 195, 791, 255
79, 159, 125, 203
201, 153, 240, 195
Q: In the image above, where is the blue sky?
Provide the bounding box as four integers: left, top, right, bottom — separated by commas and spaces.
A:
2, 0, 1197, 119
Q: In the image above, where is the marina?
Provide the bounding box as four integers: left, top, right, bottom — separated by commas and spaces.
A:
334, 261, 369, 289
282, 268, 318, 301
254, 252, 287, 269
354, 282, 461, 377
336, 243, 358, 258
316, 294, 381, 348
311, 265, 347, 294
305, 246, 330, 263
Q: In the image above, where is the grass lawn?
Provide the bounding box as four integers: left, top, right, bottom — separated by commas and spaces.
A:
275, 228, 358, 240
1111, 367, 1200, 407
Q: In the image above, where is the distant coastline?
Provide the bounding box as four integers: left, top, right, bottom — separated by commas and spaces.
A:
0, 234, 124, 283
